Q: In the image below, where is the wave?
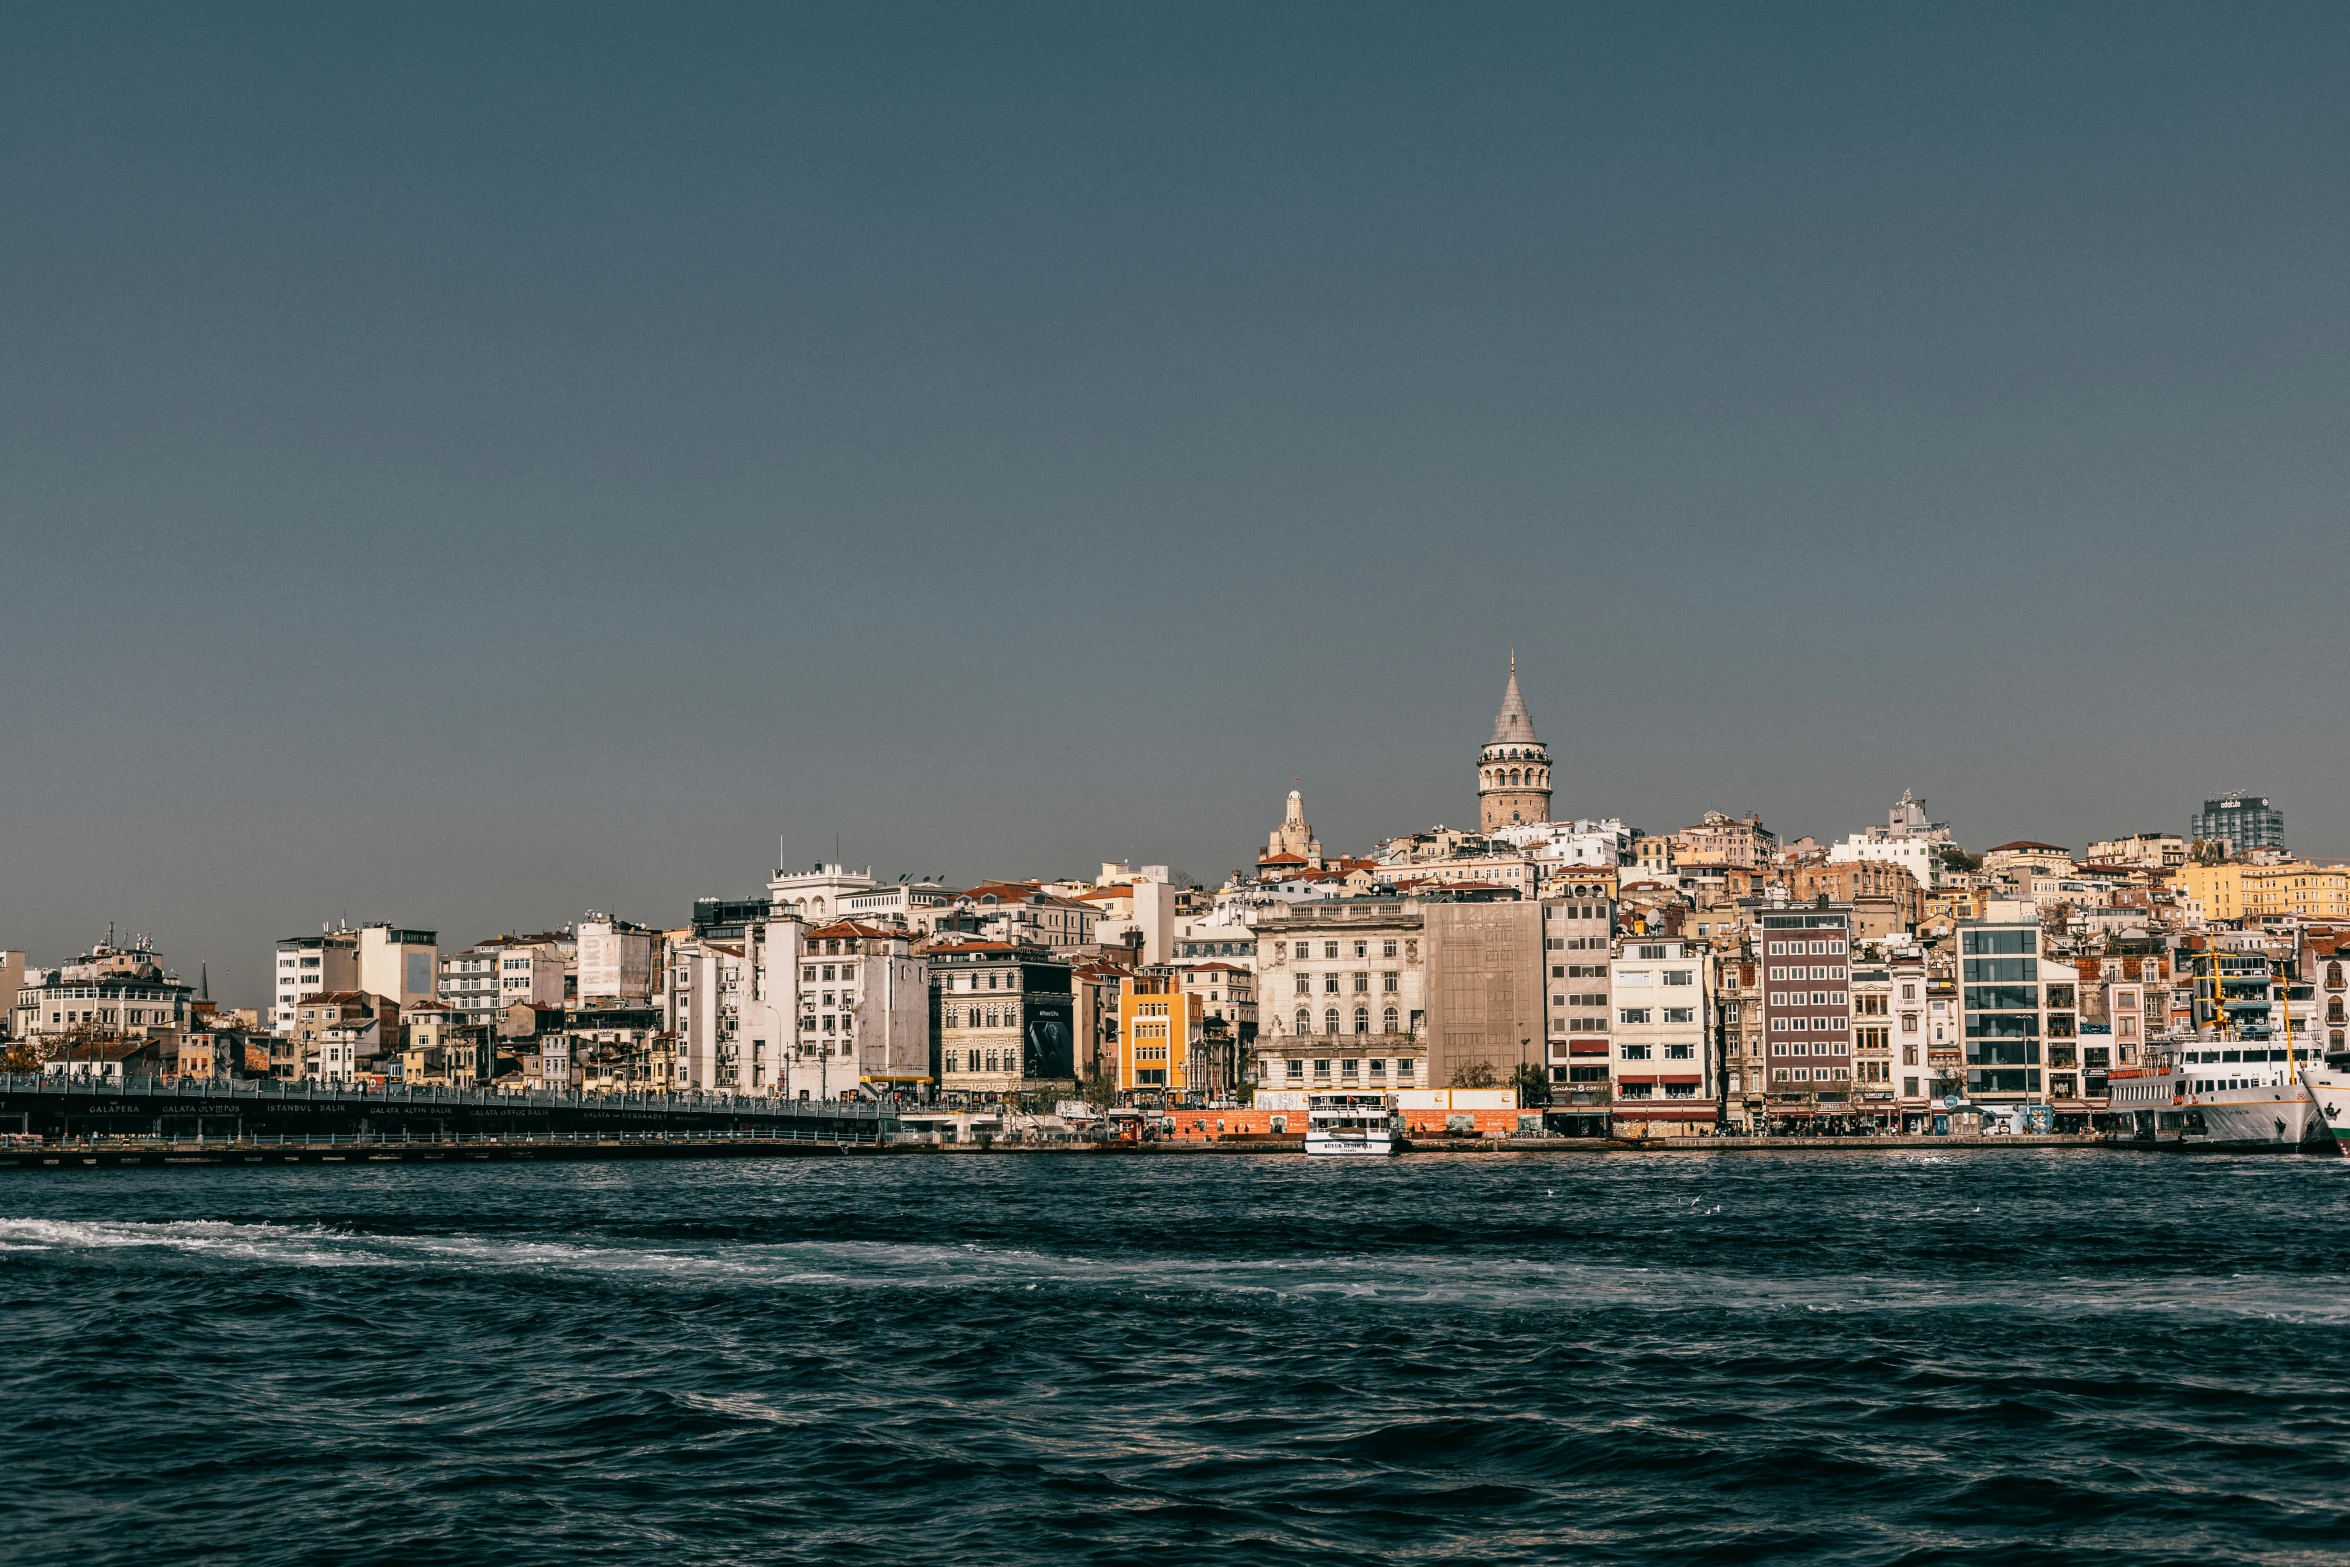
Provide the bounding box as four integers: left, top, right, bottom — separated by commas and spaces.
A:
8, 1217, 2350, 1325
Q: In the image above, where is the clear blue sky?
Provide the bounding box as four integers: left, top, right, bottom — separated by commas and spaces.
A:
4, 4, 2347, 1007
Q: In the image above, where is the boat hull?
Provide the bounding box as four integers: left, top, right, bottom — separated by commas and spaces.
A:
2304, 1066, 2350, 1148
2183, 1088, 2326, 1150
1305, 1133, 1399, 1157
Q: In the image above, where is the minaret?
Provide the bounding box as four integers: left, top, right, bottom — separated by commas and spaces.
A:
1477, 651, 1553, 830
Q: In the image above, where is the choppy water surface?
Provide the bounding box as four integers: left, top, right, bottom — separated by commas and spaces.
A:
5, 1151, 2349, 1565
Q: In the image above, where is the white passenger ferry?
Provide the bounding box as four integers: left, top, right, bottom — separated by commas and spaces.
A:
1305, 1092, 1402, 1157
2108, 1040, 2325, 1150
2301, 1061, 2350, 1151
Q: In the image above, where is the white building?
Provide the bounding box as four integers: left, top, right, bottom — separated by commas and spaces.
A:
1541, 884, 1615, 1087
1492, 817, 1635, 870
440, 934, 568, 1031
1608, 937, 1714, 1132
1828, 788, 1953, 890
767, 853, 878, 924
273, 930, 358, 1033
357, 925, 439, 1009
760, 918, 931, 1100
576, 914, 657, 1003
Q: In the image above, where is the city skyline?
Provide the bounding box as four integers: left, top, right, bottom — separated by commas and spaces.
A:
6, 7, 2349, 1006
12, 655, 2312, 1014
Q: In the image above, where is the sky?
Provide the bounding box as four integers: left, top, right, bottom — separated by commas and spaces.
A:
4, 4, 2347, 1008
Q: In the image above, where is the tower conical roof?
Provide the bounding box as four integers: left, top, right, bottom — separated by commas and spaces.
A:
1488, 652, 1538, 745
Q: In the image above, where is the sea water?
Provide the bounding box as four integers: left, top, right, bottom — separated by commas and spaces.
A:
4, 1151, 2347, 1564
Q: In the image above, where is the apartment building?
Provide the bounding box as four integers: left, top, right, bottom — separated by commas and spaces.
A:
273, 930, 357, 1033
929, 941, 1074, 1102
1542, 885, 1614, 1098
1752, 901, 1854, 1118
1608, 936, 1714, 1135
780, 920, 931, 1100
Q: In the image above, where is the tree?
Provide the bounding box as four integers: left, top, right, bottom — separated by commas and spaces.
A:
1450, 1060, 1499, 1089
1512, 1062, 1549, 1109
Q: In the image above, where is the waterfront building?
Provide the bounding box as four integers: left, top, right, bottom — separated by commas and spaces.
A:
1751, 899, 1855, 1119
1607, 935, 1715, 1135
929, 941, 1075, 1102
1477, 655, 1552, 830
1115, 971, 1206, 1096
1853, 953, 1929, 1120
1252, 898, 1429, 1092
2192, 793, 2283, 854
1954, 900, 2081, 1106
665, 936, 748, 1092
272, 930, 357, 1034
783, 920, 931, 1100
1541, 883, 1615, 1097
1422, 897, 1546, 1090
1713, 944, 1764, 1130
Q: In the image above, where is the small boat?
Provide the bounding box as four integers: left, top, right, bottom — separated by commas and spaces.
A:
1305, 1092, 1401, 1157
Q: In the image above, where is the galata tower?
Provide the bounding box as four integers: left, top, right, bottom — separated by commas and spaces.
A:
1477, 653, 1552, 830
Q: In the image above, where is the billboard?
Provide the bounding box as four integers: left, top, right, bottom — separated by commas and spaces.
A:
1023, 997, 1074, 1080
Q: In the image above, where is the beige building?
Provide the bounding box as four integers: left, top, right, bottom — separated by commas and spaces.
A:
1671, 812, 1777, 869
930, 941, 1075, 1102
1477, 656, 1552, 830
2173, 861, 2350, 925
1253, 898, 1428, 1093
1422, 898, 1545, 1089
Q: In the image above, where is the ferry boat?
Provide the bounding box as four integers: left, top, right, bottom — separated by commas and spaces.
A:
1305, 1092, 1402, 1157
2107, 1044, 2325, 1150
2302, 1061, 2350, 1151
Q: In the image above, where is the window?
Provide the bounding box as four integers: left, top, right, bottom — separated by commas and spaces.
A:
1619, 1008, 1652, 1025
1354, 973, 1369, 993
1324, 1009, 1340, 1034
1286, 1059, 1304, 1080
1313, 1058, 1331, 1076
1397, 1058, 1415, 1077
1324, 942, 1339, 959
1295, 975, 1311, 996
1383, 1007, 1398, 1032
1383, 971, 1399, 992
1664, 1008, 1694, 1024
1383, 940, 1397, 958
1665, 1042, 1694, 1059
1663, 970, 1692, 986
1353, 941, 1367, 958
1621, 1042, 1651, 1059
1341, 1058, 1359, 1076
1295, 1009, 1310, 1035
1354, 1008, 1369, 1033
1324, 974, 1340, 994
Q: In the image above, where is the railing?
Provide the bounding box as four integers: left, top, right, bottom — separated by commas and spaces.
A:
0, 1072, 897, 1122
10, 1124, 882, 1151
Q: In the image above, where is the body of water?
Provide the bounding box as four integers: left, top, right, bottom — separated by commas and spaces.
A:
5, 1150, 2348, 1564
